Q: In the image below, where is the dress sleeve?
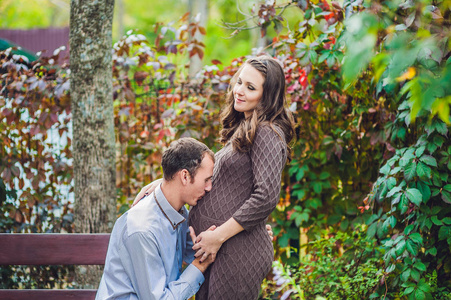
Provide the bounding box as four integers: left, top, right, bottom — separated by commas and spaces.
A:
124, 231, 204, 300
232, 125, 287, 230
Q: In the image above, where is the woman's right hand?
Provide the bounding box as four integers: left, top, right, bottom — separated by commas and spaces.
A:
131, 179, 163, 207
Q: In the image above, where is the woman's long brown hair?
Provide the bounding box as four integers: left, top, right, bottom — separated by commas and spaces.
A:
219, 56, 295, 160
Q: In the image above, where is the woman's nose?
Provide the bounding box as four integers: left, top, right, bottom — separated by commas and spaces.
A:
235, 85, 244, 95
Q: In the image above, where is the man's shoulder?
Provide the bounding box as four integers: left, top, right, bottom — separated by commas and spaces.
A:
125, 198, 164, 236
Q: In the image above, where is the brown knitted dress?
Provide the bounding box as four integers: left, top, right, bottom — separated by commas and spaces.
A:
189, 124, 287, 300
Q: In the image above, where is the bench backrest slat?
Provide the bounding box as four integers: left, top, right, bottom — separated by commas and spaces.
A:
0, 289, 97, 300
0, 233, 110, 265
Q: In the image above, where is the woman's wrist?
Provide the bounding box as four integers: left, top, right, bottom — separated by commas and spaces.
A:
215, 217, 244, 244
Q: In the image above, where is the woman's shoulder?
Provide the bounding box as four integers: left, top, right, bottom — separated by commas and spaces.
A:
256, 122, 285, 140
253, 123, 286, 151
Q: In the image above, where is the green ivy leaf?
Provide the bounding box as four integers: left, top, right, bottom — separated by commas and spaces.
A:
434, 120, 448, 136
419, 155, 437, 167
318, 51, 330, 63
444, 184, 451, 192
386, 263, 396, 273
427, 247, 437, 256
406, 240, 419, 256
409, 232, 423, 245
442, 191, 451, 204
309, 50, 318, 63
418, 280, 432, 293
414, 288, 426, 300
390, 166, 402, 175
389, 215, 397, 228
340, 218, 349, 231
319, 171, 330, 180
404, 286, 415, 295
400, 149, 415, 167
416, 162, 432, 180
414, 261, 426, 272
388, 186, 403, 197
367, 222, 377, 238
404, 162, 417, 181
401, 269, 411, 282
399, 194, 409, 214
392, 193, 402, 205
278, 233, 290, 247
406, 188, 423, 206
327, 214, 341, 225
442, 217, 451, 225
295, 168, 305, 181
293, 189, 306, 200
415, 146, 426, 157
405, 224, 414, 235
395, 239, 407, 255
411, 268, 421, 282
417, 181, 431, 203
380, 163, 391, 175
313, 181, 322, 194
431, 215, 443, 225
438, 226, 450, 240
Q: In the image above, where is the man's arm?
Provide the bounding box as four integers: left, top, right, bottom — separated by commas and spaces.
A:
124, 231, 208, 300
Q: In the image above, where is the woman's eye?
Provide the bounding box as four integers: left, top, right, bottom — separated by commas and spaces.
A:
248, 86, 255, 90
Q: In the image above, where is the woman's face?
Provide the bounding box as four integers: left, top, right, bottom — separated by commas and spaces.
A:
233, 64, 265, 118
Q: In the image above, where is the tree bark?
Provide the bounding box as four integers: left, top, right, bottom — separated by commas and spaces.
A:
70, 0, 116, 288
188, 0, 208, 79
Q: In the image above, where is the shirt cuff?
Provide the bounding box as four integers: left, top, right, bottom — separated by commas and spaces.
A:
179, 263, 205, 295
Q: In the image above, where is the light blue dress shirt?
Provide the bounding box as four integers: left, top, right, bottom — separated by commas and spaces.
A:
96, 184, 204, 300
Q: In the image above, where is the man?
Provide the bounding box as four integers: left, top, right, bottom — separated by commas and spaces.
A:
96, 138, 215, 300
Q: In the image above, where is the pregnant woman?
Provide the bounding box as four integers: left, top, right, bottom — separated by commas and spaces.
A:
135, 55, 295, 299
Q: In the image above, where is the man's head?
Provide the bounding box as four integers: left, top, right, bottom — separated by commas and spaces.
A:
162, 138, 215, 206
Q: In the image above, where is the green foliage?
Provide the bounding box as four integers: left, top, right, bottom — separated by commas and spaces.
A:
0, 0, 69, 28
340, 0, 451, 298
261, 226, 384, 299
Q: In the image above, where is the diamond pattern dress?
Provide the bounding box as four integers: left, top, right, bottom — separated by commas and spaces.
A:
189, 124, 287, 300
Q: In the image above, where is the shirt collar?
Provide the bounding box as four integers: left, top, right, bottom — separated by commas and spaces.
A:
154, 183, 186, 230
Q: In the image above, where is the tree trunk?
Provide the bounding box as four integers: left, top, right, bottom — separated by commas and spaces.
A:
188, 0, 208, 79
115, 0, 125, 41
70, 0, 116, 289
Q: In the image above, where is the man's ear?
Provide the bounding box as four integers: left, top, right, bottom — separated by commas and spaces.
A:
179, 169, 190, 185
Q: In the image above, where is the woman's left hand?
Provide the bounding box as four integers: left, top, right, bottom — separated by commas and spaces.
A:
192, 230, 223, 263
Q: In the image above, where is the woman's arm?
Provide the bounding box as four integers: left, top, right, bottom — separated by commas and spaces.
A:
131, 178, 163, 207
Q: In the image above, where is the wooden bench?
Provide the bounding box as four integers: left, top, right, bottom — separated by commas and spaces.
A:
0, 233, 110, 300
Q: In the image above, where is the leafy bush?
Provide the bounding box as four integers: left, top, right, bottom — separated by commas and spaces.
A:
261, 226, 384, 299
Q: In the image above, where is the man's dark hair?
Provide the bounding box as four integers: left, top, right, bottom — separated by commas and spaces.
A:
162, 138, 214, 181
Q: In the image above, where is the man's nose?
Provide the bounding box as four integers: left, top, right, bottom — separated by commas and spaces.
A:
205, 181, 212, 192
